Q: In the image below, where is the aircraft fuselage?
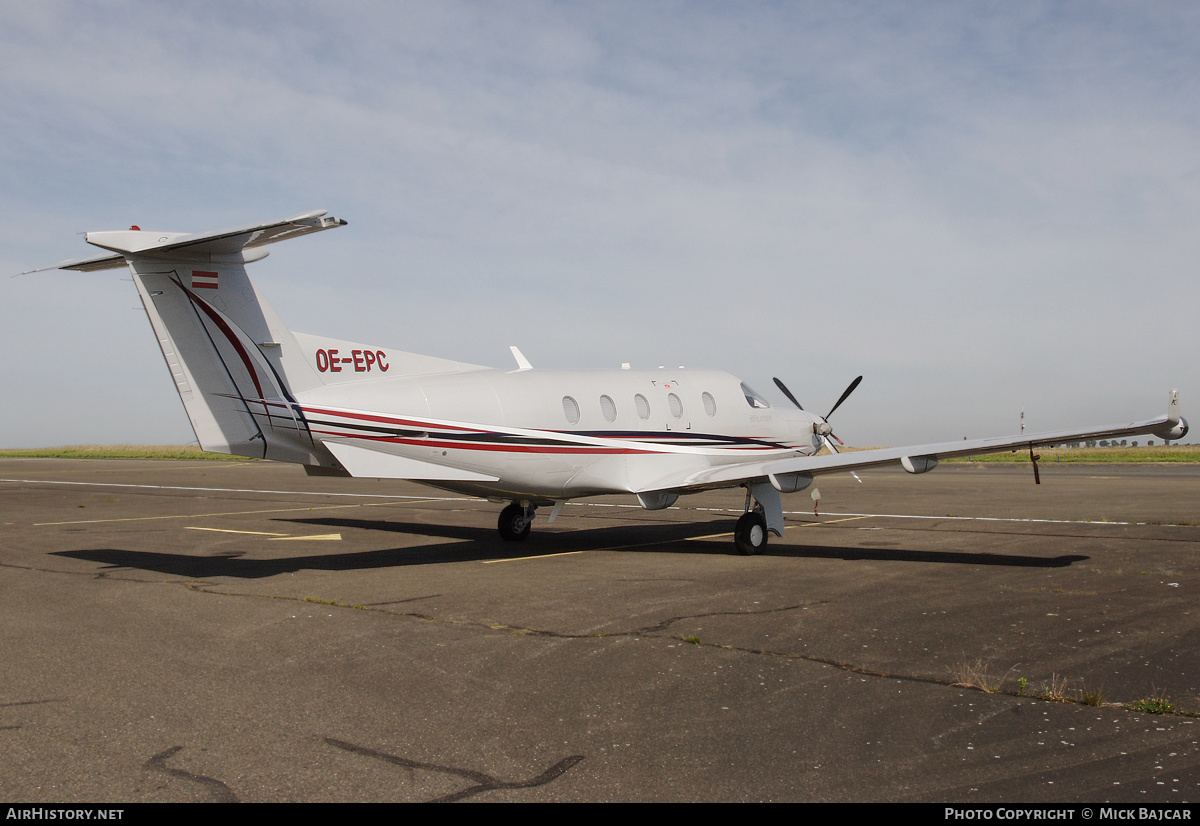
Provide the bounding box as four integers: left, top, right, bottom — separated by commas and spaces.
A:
296, 367, 820, 502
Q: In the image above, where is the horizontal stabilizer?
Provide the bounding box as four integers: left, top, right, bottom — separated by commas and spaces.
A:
324, 440, 500, 482
24, 210, 346, 273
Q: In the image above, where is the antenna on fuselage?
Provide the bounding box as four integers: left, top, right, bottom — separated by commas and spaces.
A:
509, 346, 533, 372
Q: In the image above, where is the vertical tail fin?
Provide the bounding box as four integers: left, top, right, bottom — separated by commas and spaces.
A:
53, 211, 347, 461
129, 259, 322, 461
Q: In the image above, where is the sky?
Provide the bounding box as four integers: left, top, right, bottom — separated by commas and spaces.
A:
2, 1, 1198, 448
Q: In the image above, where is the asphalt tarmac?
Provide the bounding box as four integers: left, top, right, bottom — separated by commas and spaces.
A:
1, 457, 1198, 802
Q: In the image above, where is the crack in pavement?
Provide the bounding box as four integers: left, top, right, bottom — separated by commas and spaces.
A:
325, 737, 584, 802
144, 746, 239, 803
181, 585, 1040, 693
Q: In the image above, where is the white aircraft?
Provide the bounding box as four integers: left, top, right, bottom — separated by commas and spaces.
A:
30, 210, 1188, 554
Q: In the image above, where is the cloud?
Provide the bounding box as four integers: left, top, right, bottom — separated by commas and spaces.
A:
2, 1, 1197, 447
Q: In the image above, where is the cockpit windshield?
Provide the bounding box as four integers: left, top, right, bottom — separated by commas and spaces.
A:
741, 382, 771, 409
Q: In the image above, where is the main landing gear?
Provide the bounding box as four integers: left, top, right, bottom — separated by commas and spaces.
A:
498, 502, 536, 541
735, 482, 785, 555
734, 510, 768, 555
497, 487, 782, 555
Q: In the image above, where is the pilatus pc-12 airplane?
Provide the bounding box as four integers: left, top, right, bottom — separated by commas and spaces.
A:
30, 210, 1187, 554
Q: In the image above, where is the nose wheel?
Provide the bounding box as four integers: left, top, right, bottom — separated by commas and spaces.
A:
734, 511, 768, 555
498, 502, 535, 541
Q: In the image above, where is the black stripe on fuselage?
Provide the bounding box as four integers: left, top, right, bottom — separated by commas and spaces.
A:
307, 417, 789, 451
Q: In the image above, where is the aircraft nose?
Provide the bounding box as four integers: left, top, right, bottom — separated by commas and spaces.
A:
775, 406, 819, 447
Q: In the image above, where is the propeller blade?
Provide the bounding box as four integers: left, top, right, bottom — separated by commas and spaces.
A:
772, 377, 804, 411
824, 375, 862, 421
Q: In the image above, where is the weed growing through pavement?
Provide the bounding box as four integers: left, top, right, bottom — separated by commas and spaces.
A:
1131, 692, 1174, 715
953, 659, 1014, 694
1039, 674, 1071, 702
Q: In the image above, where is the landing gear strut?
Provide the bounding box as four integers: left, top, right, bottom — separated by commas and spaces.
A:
498, 502, 536, 541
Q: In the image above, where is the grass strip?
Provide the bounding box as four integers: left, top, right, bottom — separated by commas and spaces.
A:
0, 445, 258, 461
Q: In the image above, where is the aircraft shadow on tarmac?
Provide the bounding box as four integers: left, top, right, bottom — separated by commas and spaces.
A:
52, 519, 730, 579
52, 517, 1089, 579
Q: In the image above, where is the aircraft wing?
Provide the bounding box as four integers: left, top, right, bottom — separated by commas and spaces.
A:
322, 440, 500, 482
22, 209, 346, 274
652, 391, 1187, 493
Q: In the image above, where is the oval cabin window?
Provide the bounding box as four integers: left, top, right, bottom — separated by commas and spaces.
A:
668, 393, 683, 419
562, 396, 580, 424
600, 395, 617, 422
702, 391, 717, 416
634, 394, 651, 420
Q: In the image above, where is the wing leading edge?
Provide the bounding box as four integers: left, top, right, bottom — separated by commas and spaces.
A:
655, 390, 1187, 493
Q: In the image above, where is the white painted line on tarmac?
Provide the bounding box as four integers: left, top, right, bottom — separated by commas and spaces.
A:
814, 511, 1145, 526
7, 478, 1182, 529
0, 477, 468, 500
37, 501, 401, 526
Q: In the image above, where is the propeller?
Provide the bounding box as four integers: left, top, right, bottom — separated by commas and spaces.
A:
773, 375, 862, 451
824, 375, 862, 422
772, 376, 805, 411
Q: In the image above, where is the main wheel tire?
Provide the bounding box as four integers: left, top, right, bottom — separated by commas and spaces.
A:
498, 503, 532, 541
734, 511, 768, 555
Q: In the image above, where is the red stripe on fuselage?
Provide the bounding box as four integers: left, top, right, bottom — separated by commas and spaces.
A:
309, 430, 658, 455
299, 405, 489, 434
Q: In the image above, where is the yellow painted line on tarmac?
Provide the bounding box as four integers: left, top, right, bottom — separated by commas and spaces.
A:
186, 527, 288, 537
804, 515, 876, 526
269, 534, 342, 541
686, 530, 735, 541
482, 551, 584, 564
185, 526, 342, 540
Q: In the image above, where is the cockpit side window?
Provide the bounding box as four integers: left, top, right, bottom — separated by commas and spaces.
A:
741, 382, 771, 409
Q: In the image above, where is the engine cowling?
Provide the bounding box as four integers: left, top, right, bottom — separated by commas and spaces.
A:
636, 490, 679, 511
901, 455, 939, 474
769, 472, 813, 493
1153, 416, 1189, 442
